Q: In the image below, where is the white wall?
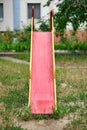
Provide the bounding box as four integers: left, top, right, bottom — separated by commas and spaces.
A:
0, 0, 14, 31
0, 0, 65, 31
20, 0, 51, 29
20, 0, 27, 29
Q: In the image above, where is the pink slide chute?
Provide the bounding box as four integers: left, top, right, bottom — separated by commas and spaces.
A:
30, 32, 55, 114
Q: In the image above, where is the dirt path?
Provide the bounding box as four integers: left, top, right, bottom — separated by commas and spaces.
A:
1, 57, 87, 69
15, 117, 71, 130
0, 57, 29, 65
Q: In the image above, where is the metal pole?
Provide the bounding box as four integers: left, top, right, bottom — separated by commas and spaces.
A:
32, 6, 34, 31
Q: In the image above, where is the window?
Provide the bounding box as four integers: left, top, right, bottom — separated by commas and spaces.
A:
0, 3, 3, 20
28, 3, 40, 19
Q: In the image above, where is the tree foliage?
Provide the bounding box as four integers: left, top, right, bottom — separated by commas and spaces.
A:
45, 0, 87, 32
39, 21, 50, 31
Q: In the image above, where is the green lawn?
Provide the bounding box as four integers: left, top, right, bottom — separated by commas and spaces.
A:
12, 53, 30, 62
12, 53, 87, 67
55, 54, 87, 67
0, 55, 87, 130
0, 59, 29, 129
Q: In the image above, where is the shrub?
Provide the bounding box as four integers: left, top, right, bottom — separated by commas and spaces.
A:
0, 32, 3, 43
0, 42, 30, 52
39, 21, 50, 31
24, 25, 31, 32
12, 42, 30, 52
67, 35, 79, 44
54, 43, 87, 51
13, 31, 31, 43
0, 42, 12, 51
3, 29, 13, 44
54, 43, 67, 50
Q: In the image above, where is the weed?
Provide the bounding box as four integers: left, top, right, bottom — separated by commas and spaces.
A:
63, 93, 77, 103
0, 125, 27, 130
18, 106, 31, 121
79, 92, 87, 100
12, 53, 30, 62
0, 84, 28, 109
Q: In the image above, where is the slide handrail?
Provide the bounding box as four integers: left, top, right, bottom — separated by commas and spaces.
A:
28, 6, 34, 107
28, 8, 57, 111
32, 6, 34, 31
51, 10, 57, 110
50, 10, 54, 31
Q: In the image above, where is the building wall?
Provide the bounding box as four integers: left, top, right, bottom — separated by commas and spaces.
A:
0, 0, 14, 31
20, 0, 28, 29
20, 0, 51, 29
0, 0, 86, 33
20, 0, 87, 31
0, 0, 57, 31
13, 0, 20, 30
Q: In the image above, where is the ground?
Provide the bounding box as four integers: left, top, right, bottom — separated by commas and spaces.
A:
15, 118, 71, 130
0, 54, 87, 130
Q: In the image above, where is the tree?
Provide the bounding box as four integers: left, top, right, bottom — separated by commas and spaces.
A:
45, 0, 87, 32
39, 21, 50, 31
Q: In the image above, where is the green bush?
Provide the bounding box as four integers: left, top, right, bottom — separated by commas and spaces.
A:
0, 42, 87, 52
54, 43, 87, 50
0, 42, 12, 51
12, 42, 30, 52
54, 43, 74, 50
13, 30, 31, 43
3, 30, 13, 44
39, 21, 50, 31
0, 26, 31, 45
0, 42, 30, 52
72, 43, 87, 50
0, 32, 3, 43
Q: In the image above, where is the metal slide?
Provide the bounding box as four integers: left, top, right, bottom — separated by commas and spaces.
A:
28, 7, 57, 114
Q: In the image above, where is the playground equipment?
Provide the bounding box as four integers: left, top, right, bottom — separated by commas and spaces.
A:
28, 7, 57, 114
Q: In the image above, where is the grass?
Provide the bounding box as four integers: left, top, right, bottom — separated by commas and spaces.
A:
0, 125, 27, 130
57, 67, 87, 130
11, 53, 87, 67
0, 59, 29, 129
55, 54, 87, 67
12, 53, 30, 62
0, 55, 87, 129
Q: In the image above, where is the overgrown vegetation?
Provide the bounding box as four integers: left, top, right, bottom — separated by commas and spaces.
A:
11, 53, 87, 68
55, 54, 87, 67
0, 24, 87, 52
54, 42, 87, 50
0, 42, 87, 52
39, 20, 50, 31
45, 0, 87, 32
12, 53, 30, 61
44, 0, 87, 43
0, 55, 87, 129
0, 26, 31, 52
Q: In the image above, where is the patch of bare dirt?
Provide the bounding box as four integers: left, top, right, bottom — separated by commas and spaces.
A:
15, 117, 71, 130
